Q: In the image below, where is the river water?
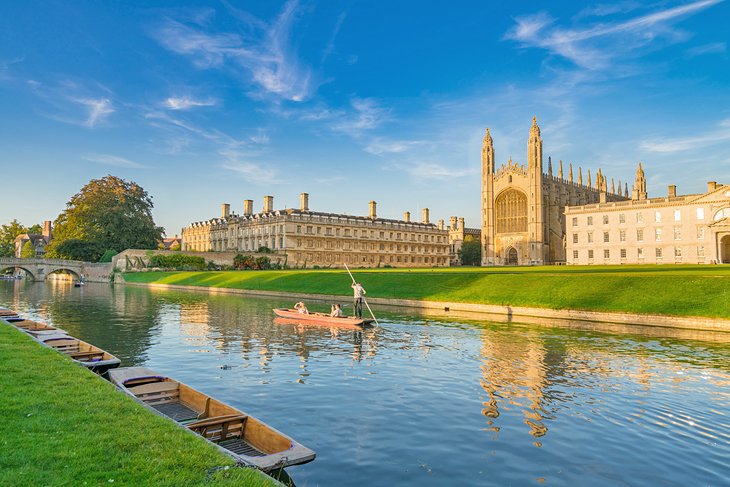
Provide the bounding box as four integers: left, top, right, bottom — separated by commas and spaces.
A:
2, 280, 729, 486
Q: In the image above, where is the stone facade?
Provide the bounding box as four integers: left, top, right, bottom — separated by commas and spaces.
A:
481, 118, 629, 265
447, 216, 481, 265
14, 220, 52, 258
182, 195, 450, 268
566, 175, 730, 265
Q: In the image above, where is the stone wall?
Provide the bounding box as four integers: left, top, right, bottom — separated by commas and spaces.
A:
112, 249, 287, 271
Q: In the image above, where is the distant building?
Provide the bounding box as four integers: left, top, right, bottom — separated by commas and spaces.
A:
566, 171, 730, 265
160, 235, 182, 250
481, 117, 629, 265
448, 216, 481, 265
182, 193, 450, 268
14, 220, 52, 258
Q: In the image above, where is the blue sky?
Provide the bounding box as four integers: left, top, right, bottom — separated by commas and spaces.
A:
1, 0, 729, 236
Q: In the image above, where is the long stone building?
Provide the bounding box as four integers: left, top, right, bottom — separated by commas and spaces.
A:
566, 168, 730, 264
481, 117, 628, 265
182, 194, 450, 268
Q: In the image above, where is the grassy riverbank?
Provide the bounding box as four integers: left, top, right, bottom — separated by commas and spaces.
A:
123, 265, 730, 318
0, 323, 276, 486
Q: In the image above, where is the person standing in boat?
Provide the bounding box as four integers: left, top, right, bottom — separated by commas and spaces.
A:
351, 282, 366, 318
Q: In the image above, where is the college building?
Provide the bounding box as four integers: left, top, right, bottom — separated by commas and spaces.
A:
182, 193, 450, 268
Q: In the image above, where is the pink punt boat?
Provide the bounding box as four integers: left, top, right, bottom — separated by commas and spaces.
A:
273, 308, 374, 327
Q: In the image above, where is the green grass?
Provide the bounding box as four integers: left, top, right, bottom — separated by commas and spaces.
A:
0, 324, 278, 486
123, 265, 730, 318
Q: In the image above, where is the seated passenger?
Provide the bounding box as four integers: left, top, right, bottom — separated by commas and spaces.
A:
330, 303, 343, 317
294, 301, 309, 314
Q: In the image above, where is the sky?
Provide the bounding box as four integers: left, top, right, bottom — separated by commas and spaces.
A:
1, 0, 729, 236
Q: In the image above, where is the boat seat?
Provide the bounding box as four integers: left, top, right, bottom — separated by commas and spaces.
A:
70, 350, 106, 360
129, 381, 181, 406
187, 414, 248, 444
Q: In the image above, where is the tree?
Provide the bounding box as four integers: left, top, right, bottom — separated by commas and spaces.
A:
51, 239, 105, 262
169, 241, 181, 252
458, 235, 482, 266
0, 220, 29, 257
21, 241, 35, 258
47, 175, 164, 258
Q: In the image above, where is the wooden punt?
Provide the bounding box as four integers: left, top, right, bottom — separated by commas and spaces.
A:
36, 334, 121, 374
10, 319, 67, 337
273, 308, 373, 327
108, 367, 316, 471
0, 307, 18, 318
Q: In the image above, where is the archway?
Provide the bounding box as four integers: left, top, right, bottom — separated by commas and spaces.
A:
47, 268, 81, 282
506, 247, 518, 265
0, 265, 35, 280
721, 235, 730, 263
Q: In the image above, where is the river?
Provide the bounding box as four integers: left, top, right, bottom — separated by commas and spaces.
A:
2, 280, 729, 486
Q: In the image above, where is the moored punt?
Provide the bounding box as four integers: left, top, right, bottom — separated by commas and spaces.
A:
10, 319, 67, 337
108, 367, 316, 471
0, 307, 18, 318
36, 334, 121, 374
273, 308, 374, 327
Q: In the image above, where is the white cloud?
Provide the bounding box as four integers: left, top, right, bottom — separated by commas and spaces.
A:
84, 153, 147, 168
164, 96, 217, 110
640, 119, 730, 153
153, 0, 314, 102
74, 97, 114, 127
330, 98, 389, 137
221, 160, 279, 184
390, 161, 478, 180
685, 42, 726, 56
365, 138, 425, 155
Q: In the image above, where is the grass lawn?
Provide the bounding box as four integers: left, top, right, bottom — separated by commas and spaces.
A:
123, 264, 730, 318
0, 323, 277, 486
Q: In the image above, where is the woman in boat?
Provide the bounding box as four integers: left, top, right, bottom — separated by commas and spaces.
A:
294, 301, 309, 314
330, 303, 343, 318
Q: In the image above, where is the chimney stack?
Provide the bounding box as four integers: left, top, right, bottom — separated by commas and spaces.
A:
403, 211, 410, 222
221, 203, 230, 218
263, 196, 273, 213
300, 192, 309, 211
369, 201, 377, 220
42, 220, 52, 239
458, 217, 465, 230
438, 219, 444, 231
668, 185, 677, 198
708, 181, 717, 192
243, 200, 253, 216
422, 208, 430, 224
450, 216, 457, 230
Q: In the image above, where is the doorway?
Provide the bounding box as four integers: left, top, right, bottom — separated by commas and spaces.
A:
506, 247, 518, 265
721, 235, 730, 263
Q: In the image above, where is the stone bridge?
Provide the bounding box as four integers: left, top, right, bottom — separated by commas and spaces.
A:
0, 257, 113, 283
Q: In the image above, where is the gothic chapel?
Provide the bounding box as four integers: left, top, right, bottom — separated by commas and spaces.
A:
481, 117, 628, 265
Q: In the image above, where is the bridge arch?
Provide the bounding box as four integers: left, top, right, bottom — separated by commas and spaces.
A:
0, 265, 36, 280
46, 268, 81, 280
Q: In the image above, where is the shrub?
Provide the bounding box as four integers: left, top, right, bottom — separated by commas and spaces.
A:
147, 253, 206, 270
99, 249, 118, 263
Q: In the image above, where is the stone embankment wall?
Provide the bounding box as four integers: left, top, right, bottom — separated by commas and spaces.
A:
112, 249, 286, 271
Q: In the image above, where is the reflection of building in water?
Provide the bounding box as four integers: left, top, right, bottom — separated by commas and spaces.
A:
479, 330, 552, 443
179, 302, 211, 337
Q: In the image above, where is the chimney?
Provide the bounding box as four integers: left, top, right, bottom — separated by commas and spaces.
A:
300, 193, 309, 211
263, 196, 273, 213
422, 208, 430, 224
668, 185, 677, 198
450, 216, 457, 230
438, 219, 444, 231
221, 203, 230, 218
708, 181, 717, 192
243, 200, 253, 216
42, 220, 52, 239
458, 217, 465, 230
369, 201, 377, 220
403, 211, 410, 222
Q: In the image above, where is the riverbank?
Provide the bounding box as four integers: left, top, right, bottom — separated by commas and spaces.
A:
0, 322, 277, 486
122, 265, 730, 321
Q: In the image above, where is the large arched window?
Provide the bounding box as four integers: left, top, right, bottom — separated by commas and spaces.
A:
714, 207, 730, 221
496, 189, 527, 233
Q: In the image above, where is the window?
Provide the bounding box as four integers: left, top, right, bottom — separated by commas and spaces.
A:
587, 232, 594, 243
675, 247, 682, 258
638, 248, 644, 258
655, 228, 662, 241
573, 233, 578, 244
637, 229, 644, 241
496, 189, 528, 233
296, 225, 302, 234
656, 248, 662, 258
604, 249, 610, 258
674, 227, 681, 240
636, 212, 644, 223
697, 208, 705, 220
573, 250, 578, 259
603, 232, 609, 243
619, 213, 626, 224
587, 216, 594, 226
655, 211, 662, 223
620, 248, 627, 258
572, 217, 578, 227
317, 227, 321, 234
674, 210, 681, 222
698, 246, 705, 257
697, 227, 705, 239
306, 226, 313, 234
588, 249, 594, 259
603, 215, 609, 225
620, 230, 626, 242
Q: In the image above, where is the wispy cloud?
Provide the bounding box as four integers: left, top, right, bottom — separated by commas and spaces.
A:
685, 41, 726, 56
640, 118, 730, 153
164, 96, 217, 110
84, 153, 147, 168
221, 160, 279, 184
153, 0, 314, 102
506, 0, 722, 71
32, 79, 116, 128
389, 161, 478, 180
74, 97, 114, 127
321, 12, 346, 63
365, 138, 425, 155
330, 98, 389, 137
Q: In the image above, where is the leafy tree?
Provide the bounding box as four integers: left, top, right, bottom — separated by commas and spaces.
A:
458, 235, 482, 266
51, 239, 105, 261
27, 224, 43, 235
21, 241, 35, 258
99, 249, 118, 263
47, 175, 164, 257
169, 241, 181, 252
0, 220, 29, 257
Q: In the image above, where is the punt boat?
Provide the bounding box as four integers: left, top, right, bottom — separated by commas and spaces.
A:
0, 307, 18, 318
36, 334, 121, 374
10, 319, 67, 337
273, 308, 373, 327
108, 367, 316, 471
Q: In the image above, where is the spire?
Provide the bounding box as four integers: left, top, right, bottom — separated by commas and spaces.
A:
548, 156, 553, 177
482, 128, 494, 174
611, 178, 615, 194
596, 168, 602, 190
587, 169, 592, 188
618, 180, 622, 195
625, 182, 629, 198
568, 163, 573, 183
527, 116, 542, 171
632, 162, 647, 200
558, 160, 564, 179
578, 167, 583, 185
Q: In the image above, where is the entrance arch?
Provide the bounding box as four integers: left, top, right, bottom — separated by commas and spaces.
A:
506, 247, 518, 265
721, 235, 730, 263
0, 266, 35, 280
